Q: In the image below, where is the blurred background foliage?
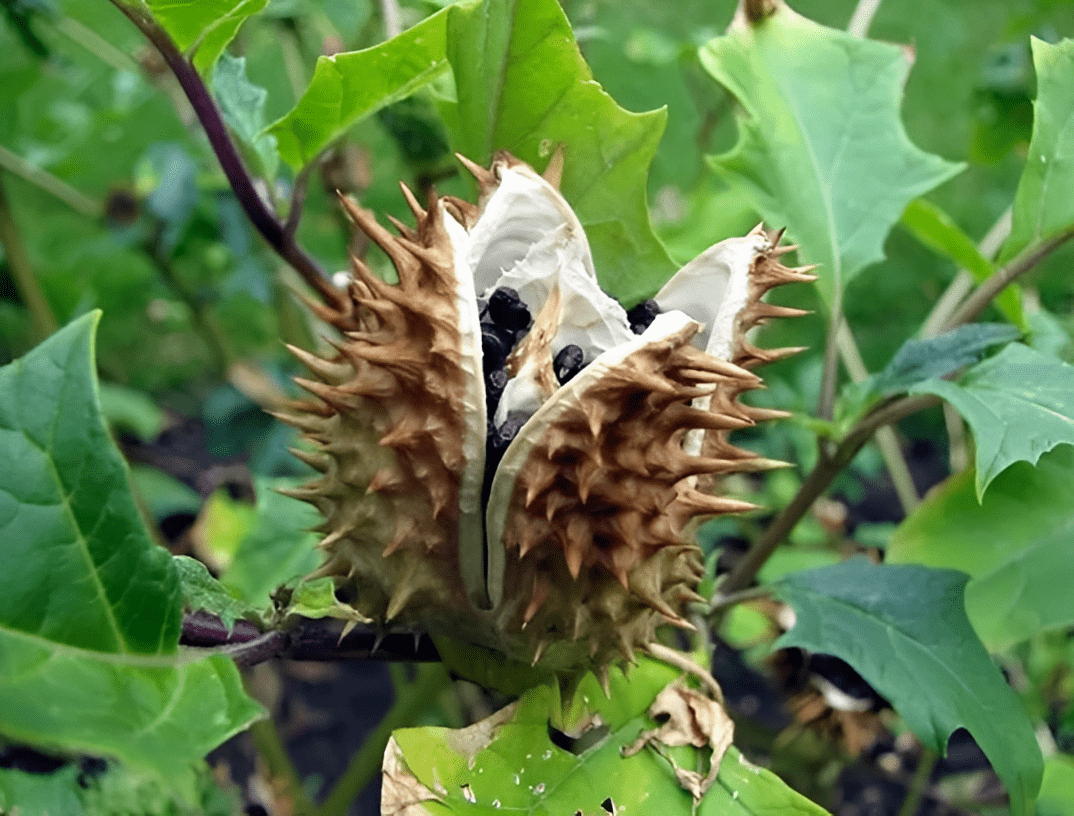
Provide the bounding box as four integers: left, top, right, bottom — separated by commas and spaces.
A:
2, 0, 1072, 464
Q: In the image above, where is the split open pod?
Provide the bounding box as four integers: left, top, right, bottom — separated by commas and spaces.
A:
279, 152, 815, 676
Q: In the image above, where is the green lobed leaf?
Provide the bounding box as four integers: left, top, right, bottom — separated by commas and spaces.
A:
212, 53, 279, 183
700, 4, 963, 309
899, 198, 1023, 326
1001, 38, 1074, 263
388, 657, 829, 815
0, 314, 263, 792
174, 555, 261, 632
267, 7, 453, 170
908, 342, 1074, 498
447, 0, 676, 304
775, 558, 1042, 816
145, 0, 269, 75
888, 446, 1074, 651
0, 312, 180, 655
873, 322, 1021, 395
0, 639, 263, 799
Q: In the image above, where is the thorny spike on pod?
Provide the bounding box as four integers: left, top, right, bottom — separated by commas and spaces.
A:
523, 575, 551, 627
455, 152, 497, 193
398, 181, 427, 221
282, 151, 812, 675
386, 214, 415, 240
285, 344, 351, 383
288, 446, 328, 473
542, 145, 565, 189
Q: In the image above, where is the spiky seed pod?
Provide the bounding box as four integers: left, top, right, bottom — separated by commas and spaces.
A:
280, 151, 815, 673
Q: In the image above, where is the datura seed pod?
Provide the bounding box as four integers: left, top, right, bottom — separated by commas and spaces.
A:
278, 152, 815, 673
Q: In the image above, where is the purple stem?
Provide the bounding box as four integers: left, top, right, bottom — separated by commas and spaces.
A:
109, 0, 347, 313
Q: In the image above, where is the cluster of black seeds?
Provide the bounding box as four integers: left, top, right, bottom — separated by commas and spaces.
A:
480, 287, 532, 500
479, 287, 531, 422
626, 299, 661, 334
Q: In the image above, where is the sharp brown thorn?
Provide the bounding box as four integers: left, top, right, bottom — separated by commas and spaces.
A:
542, 144, 565, 189
398, 181, 426, 220
455, 153, 496, 190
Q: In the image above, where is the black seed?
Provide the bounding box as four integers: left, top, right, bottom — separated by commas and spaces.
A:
477, 297, 488, 319
482, 414, 529, 510
482, 326, 510, 372
488, 287, 531, 332
485, 367, 508, 413
626, 299, 661, 334
490, 415, 527, 456
553, 344, 585, 384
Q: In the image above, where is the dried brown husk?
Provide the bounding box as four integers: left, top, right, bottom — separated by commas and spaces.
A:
280, 153, 814, 673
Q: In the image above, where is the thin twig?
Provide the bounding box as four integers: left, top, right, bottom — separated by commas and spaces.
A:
284, 162, 315, 239
0, 144, 101, 218
847, 0, 883, 38
707, 584, 773, 614
314, 663, 450, 816
147, 240, 235, 371
379, 0, 403, 39
836, 322, 920, 513
897, 747, 937, 816
943, 225, 1074, 330
108, 0, 347, 314
816, 311, 841, 422
920, 207, 1012, 338
0, 172, 58, 342
720, 395, 939, 598
53, 14, 141, 73
248, 718, 317, 815
180, 612, 441, 666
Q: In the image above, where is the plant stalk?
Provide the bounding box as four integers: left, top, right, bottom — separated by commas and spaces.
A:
721, 395, 938, 598
314, 663, 451, 816
249, 718, 317, 816
0, 144, 101, 218
836, 322, 920, 513
109, 0, 347, 314
896, 747, 937, 816
944, 225, 1074, 330
0, 172, 59, 342
920, 207, 1012, 338
847, 0, 883, 37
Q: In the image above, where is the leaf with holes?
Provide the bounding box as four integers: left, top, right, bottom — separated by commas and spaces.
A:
447, 0, 675, 304
0, 314, 263, 795
775, 558, 1042, 816
908, 342, 1074, 498
700, 3, 962, 308
1001, 38, 1074, 263
888, 446, 1074, 651
385, 656, 830, 815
